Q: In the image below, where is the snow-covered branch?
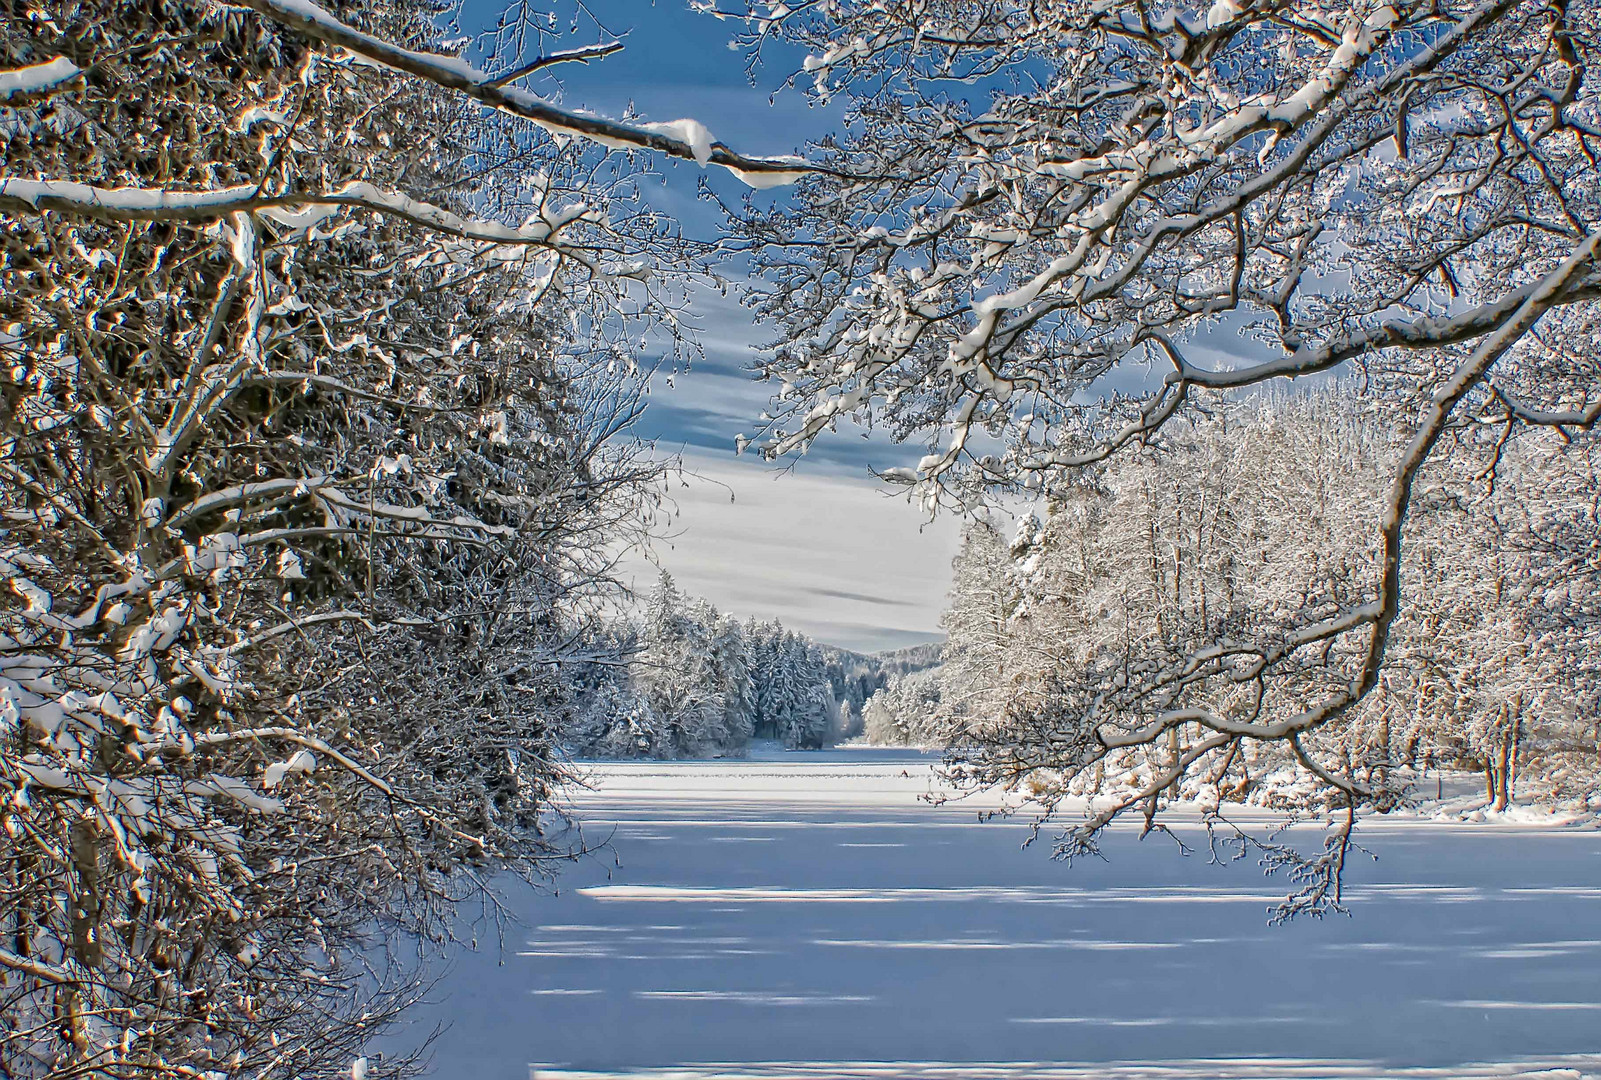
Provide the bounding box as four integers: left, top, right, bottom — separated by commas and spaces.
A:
0, 56, 79, 103
236, 0, 811, 186
0, 177, 592, 245
486, 39, 624, 86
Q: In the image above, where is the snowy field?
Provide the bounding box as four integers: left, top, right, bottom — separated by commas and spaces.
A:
407, 749, 1601, 1080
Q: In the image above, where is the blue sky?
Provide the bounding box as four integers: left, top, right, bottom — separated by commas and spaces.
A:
457, 1, 964, 652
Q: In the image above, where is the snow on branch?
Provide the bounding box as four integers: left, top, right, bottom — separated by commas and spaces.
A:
0, 943, 77, 986
745, 0, 1594, 492
221, 610, 374, 654
0, 56, 81, 103
0, 177, 592, 245
485, 39, 625, 87
1172, 270, 1601, 393
169, 725, 492, 851
235, 0, 812, 186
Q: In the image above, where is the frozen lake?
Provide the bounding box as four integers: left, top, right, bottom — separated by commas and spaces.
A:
409, 749, 1601, 1080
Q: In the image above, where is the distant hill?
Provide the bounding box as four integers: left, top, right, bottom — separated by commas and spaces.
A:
812, 639, 945, 739
872, 641, 944, 678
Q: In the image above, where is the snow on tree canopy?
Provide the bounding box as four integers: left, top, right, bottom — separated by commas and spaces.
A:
0, 0, 711, 1073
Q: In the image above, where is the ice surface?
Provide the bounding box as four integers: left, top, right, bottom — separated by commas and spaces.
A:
400, 750, 1601, 1080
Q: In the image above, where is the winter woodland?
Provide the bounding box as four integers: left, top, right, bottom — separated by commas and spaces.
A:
735, 0, 1601, 912
864, 397, 1601, 918
4, 0, 1601, 1075
567, 571, 934, 757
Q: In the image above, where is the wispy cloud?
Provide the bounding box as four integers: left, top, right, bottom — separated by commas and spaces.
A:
640, 282, 939, 473
802, 587, 915, 609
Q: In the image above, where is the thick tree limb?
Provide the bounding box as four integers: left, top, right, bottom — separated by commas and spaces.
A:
233, 0, 812, 184
0, 177, 589, 244
0, 56, 81, 103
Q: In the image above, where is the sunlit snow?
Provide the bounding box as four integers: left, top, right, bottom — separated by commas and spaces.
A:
402, 749, 1601, 1080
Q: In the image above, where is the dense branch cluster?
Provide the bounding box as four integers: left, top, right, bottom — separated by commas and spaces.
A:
721, 0, 1601, 894
737, 0, 1601, 478
0, 0, 712, 1074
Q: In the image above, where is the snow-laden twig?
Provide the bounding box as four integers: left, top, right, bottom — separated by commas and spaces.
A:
0, 177, 593, 243
0, 56, 80, 103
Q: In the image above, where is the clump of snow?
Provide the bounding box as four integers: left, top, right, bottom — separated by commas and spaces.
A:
639, 118, 718, 166
233, 106, 290, 132
1205, 0, 1246, 29
728, 163, 811, 190
262, 749, 317, 788
0, 57, 80, 103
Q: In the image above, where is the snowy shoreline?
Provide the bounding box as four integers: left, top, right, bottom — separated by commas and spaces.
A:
564, 751, 1600, 831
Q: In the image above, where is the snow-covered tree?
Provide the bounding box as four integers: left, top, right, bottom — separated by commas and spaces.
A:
925, 394, 1601, 912
0, 0, 801, 1073
569, 580, 740, 757
747, 618, 785, 739
721, 0, 1601, 907
1392, 436, 1601, 810
778, 636, 835, 749
572, 674, 663, 758
711, 613, 759, 748
936, 520, 1020, 737
743, 625, 829, 749
862, 668, 945, 746
630, 575, 729, 756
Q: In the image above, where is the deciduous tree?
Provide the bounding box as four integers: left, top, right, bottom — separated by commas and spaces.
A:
723, 0, 1601, 909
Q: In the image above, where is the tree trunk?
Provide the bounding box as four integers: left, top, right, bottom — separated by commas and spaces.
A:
69, 817, 101, 969
1508, 707, 1524, 807
1378, 709, 1392, 789
59, 817, 101, 1068
1494, 726, 1513, 812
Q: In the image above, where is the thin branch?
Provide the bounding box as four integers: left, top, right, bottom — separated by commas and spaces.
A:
486, 40, 624, 87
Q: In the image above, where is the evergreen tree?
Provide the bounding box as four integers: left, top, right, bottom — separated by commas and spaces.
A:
711, 615, 758, 748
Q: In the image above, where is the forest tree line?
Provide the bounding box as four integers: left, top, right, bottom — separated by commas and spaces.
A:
863, 397, 1601, 816
569, 573, 939, 757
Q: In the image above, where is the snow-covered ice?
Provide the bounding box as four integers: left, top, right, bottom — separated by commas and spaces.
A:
406, 749, 1601, 1080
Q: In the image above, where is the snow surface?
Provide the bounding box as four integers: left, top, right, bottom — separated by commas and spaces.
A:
402, 750, 1601, 1080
